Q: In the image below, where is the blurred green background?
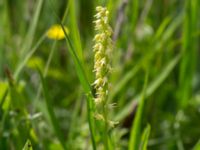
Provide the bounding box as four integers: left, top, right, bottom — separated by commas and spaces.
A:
0, 0, 200, 149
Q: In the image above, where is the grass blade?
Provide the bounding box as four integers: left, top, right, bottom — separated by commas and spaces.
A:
116, 54, 181, 121
178, 0, 199, 108
0, 0, 11, 77
193, 140, 200, 150
140, 124, 151, 150
128, 72, 148, 150
22, 139, 32, 150
37, 69, 67, 150
68, 0, 84, 62
109, 15, 182, 103
59, 22, 97, 150
20, 0, 44, 56
14, 34, 46, 79
46, 1, 97, 148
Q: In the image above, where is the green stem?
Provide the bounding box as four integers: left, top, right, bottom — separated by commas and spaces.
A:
103, 103, 109, 150
48, 1, 97, 149
14, 34, 46, 79
34, 41, 57, 110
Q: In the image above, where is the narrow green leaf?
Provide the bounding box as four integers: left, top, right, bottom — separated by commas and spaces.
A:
14, 34, 46, 79
68, 0, 84, 62
59, 23, 97, 150
0, 0, 11, 77
140, 124, 151, 150
129, 0, 139, 31
116, 54, 181, 121
22, 139, 32, 150
128, 72, 148, 150
109, 15, 182, 103
153, 17, 172, 41
20, 0, 44, 56
46, 1, 96, 149
193, 140, 200, 150
37, 69, 67, 150
178, 0, 199, 108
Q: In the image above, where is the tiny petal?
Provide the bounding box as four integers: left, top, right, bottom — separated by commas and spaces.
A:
108, 120, 119, 128
94, 113, 105, 121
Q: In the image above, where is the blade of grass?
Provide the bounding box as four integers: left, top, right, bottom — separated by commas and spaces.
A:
1, 78, 30, 149
193, 140, 200, 150
68, 0, 84, 63
61, 23, 96, 149
138, 0, 153, 24
153, 13, 183, 50
0, 0, 11, 77
0, 33, 46, 125
144, 55, 181, 100
178, 0, 198, 108
0, 87, 8, 109
14, 33, 46, 79
50, 6, 97, 148
20, 0, 44, 56
45, 1, 97, 148
33, 40, 57, 100
66, 87, 83, 147
115, 54, 181, 121
109, 14, 182, 103
128, 71, 148, 150
153, 17, 172, 41
140, 124, 151, 150
59, 20, 97, 149
129, 0, 139, 31
34, 0, 70, 105
22, 139, 32, 150
37, 68, 67, 150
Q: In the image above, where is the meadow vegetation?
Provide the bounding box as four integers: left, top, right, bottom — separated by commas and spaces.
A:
0, 0, 200, 149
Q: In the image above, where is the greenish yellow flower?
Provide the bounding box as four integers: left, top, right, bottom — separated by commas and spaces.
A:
93, 6, 117, 127
93, 6, 113, 106
46, 24, 69, 40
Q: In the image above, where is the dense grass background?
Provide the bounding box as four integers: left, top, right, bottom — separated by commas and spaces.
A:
0, 0, 200, 149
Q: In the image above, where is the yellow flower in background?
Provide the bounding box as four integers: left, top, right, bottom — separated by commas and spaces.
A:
46, 24, 69, 40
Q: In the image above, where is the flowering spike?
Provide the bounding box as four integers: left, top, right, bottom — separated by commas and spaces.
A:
93, 6, 115, 127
